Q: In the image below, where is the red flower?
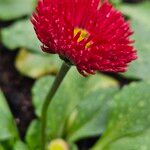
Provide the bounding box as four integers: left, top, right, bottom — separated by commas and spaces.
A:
31, 0, 137, 76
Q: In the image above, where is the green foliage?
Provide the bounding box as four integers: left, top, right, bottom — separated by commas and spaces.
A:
0, 0, 36, 21
13, 141, 28, 150
0, 145, 4, 150
31, 68, 119, 149
15, 49, 62, 79
66, 88, 116, 142
0, 90, 19, 142
25, 119, 78, 150
1, 19, 40, 53
110, 0, 122, 7
92, 81, 150, 150
121, 2, 150, 80
25, 120, 40, 150
107, 129, 150, 150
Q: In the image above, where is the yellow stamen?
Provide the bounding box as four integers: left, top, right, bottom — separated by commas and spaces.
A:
74, 28, 91, 48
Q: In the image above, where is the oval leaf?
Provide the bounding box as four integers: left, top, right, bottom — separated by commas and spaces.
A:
15, 49, 61, 79
121, 2, 150, 80
0, 89, 19, 141
92, 81, 150, 150
0, 0, 35, 21
1, 19, 40, 53
106, 128, 150, 150
13, 141, 28, 150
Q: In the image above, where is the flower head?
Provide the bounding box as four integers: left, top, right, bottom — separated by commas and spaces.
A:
31, 0, 137, 76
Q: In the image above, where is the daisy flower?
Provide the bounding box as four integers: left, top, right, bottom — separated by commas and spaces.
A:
31, 0, 137, 76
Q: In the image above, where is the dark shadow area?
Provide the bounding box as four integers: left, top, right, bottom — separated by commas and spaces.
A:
0, 46, 35, 138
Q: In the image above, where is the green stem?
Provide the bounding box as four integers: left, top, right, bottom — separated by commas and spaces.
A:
92, 131, 116, 150
41, 62, 71, 150
92, 136, 111, 150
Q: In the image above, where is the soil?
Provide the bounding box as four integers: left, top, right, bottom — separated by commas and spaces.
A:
124, 0, 144, 3
0, 46, 35, 138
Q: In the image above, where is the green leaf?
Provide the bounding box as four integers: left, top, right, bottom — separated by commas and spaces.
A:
121, 2, 150, 80
67, 88, 117, 142
0, 145, 4, 150
0, 0, 36, 21
106, 128, 150, 150
25, 120, 40, 150
1, 19, 40, 53
32, 68, 119, 141
92, 81, 150, 150
69, 143, 78, 150
110, 0, 122, 7
13, 141, 28, 150
25, 120, 78, 150
15, 49, 62, 79
0, 89, 19, 141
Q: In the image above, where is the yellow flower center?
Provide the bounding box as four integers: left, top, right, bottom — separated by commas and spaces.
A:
48, 139, 68, 150
74, 28, 91, 48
